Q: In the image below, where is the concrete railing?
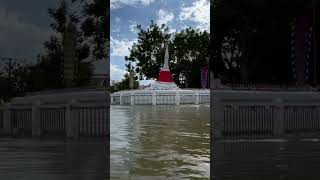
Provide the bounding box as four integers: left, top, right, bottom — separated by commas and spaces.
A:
212, 90, 320, 139
111, 89, 210, 105
0, 90, 109, 139
220, 83, 317, 91
0, 101, 108, 139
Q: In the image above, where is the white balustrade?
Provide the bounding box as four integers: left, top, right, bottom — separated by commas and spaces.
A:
111, 89, 210, 105
212, 90, 320, 138
0, 89, 109, 139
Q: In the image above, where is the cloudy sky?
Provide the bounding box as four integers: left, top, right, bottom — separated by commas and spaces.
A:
110, 0, 210, 84
0, 0, 95, 68
0, 0, 56, 63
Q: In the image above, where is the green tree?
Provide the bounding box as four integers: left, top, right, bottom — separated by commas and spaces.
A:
172, 28, 210, 88
79, 0, 109, 60
45, 0, 92, 88
111, 62, 139, 92
0, 72, 9, 102
212, 0, 308, 84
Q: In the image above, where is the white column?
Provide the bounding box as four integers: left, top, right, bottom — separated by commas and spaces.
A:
175, 92, 180, 105
130, 93, 135, 106
110, 94, 114, 105
66, 100, 78, 139
195, 92, 199, 105
273, 98, 284, 137
119, 93, 123, 105
213, 96, 224, 139
152, 92, 156, 105
32, 101, 41, 137
2, 103, 11, 135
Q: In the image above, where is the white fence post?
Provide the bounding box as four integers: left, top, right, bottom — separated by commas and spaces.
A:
213, 96, 224, 139
32, 101, 41, 137
2, 103, 11, 135
111, 95, 114, 105
66, 100, 78, 139
175, 92, 180, 105
195, 92, 199, 105
152, 92, 156, 105
120, 93, 123, 105
273, 98, 284, 137
130, 93, 134, 106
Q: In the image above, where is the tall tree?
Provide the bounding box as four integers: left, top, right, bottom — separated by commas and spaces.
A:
45, 0, 92, 88
213, 0, 310, 84
79, 0, 109, 60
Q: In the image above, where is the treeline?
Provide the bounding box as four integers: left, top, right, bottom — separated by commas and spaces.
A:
212, 0, 312, 84
0, 0, 108, 102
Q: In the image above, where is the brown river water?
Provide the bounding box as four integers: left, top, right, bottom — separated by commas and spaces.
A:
110, 105, 210, 180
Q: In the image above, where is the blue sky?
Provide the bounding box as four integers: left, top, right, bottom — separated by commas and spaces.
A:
110, 0, 210, 84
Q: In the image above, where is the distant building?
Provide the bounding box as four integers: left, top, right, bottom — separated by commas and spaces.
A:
92, 60, 108, 88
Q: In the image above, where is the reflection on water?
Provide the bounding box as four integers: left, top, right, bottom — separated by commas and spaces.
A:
110, 105, 210, 180
0, 138, 108, 180
213, 139, 320, 180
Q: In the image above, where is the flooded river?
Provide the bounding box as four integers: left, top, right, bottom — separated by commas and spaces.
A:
0, 138, 108, 180
213, 139, 320, 179
110, 105, 210, 180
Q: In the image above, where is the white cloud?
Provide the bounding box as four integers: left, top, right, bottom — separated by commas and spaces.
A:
0, 7, 53, 57
179, 0, 210, 31
110, 37, 136, 57
168, 28, 176, 34
156, 9, 174, 25
115, 17, 121, 22
129, 20, 139, 33
110, 63, 126, 81
112, 27, 120, 33
111, 17, 121, 33
111, 0, 155, 9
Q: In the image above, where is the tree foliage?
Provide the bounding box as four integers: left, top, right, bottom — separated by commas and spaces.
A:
111, 62, 139, 92
79, 0, 109, 59
212, 0, 312, 84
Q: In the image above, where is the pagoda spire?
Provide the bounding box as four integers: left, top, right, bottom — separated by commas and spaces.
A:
162, 45, 170, 71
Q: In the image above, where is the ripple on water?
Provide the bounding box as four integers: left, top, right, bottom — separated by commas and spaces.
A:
110, 105, 210, 179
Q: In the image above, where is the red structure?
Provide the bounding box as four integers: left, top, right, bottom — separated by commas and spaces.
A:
156, 46, 175, 83
148, 45, 179, 90
157, 70, 174, 82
